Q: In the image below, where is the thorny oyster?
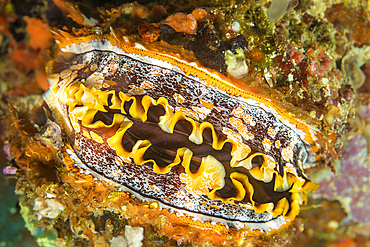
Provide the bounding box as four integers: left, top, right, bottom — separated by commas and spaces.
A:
0, 0, 369, 246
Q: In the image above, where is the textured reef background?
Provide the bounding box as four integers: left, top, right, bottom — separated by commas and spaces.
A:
0, 0, 369, 246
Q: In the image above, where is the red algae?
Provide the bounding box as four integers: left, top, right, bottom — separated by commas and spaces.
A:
150, 5, 167, 23
138, 22, 160, 42
163, 12, 197, 34
24, 17, 52, 51
191, 8, 207, 23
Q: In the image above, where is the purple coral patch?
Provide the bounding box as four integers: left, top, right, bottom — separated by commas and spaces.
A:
315, 134, 370, 224
2, 166, 17, 175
